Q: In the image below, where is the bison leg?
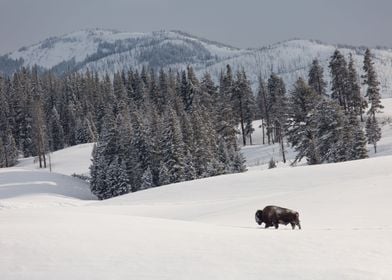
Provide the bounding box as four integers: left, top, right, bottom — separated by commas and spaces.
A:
297, 222, 301, 230
274, 223, 279, 229
291, 222, 295, 230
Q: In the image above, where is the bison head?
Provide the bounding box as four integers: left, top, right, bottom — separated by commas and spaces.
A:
255, 210, 263, 225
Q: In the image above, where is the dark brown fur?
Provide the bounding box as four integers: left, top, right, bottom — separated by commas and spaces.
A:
255, 205, 301, 230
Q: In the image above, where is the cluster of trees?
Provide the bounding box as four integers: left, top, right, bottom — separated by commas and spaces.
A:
0, 47, 383, 198
90, 66, 251, 199
0, 67, 101, 168
254, 48, 382, 165
0, 65, 249, 198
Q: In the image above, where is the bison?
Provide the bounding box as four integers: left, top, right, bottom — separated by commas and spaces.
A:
255, 205, 301, 230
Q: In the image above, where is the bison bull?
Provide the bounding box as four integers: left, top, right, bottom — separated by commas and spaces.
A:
255, 205, 301, 230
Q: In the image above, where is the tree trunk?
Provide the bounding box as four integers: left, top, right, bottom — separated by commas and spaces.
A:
240, 119, 246, 146
280, 136, 286, 163
38, 153, 42, 168
43, 153, 47, 168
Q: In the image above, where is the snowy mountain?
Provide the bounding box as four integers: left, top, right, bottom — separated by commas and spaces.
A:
1, 28, 392, 97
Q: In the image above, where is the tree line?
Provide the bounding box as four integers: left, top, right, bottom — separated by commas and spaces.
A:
0, 65, 250, 199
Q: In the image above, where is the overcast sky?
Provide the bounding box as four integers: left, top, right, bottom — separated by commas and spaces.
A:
0, 0, 391, 54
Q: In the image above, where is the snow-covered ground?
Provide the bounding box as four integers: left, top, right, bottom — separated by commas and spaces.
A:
1, 100, 392, 279
1, 153, 392, 279
16, 143, 95, 176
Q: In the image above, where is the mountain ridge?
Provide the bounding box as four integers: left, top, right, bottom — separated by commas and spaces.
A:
1, 29, 392, 97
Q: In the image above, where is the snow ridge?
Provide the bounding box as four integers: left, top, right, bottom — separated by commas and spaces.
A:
2, 29, 392, 97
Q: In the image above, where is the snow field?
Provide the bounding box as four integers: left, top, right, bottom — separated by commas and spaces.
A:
1, 152, 392, 279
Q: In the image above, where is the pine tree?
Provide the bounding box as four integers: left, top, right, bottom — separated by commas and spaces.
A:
347, 53, 366, 119
0, 132, 18, 168
217, 65, 238, 150
312, 99, 346, 163
49, 107, 64, 151
179, 70, 193, 112
140, 166, 154, 190
329, 50, 350, 111
90, 143, 107, 199
349, 113, 368, 160
90, 114, 120, 199
104, 156, 130, 199
233, 69, 255, 146
268, 73, 287, 162
366, 116, 381, 154
287, 78, 322, 164
0, 78, 18, 167
160, 109, 186, 184
308, 59, 327, 96
231, 150, 247, 173
363, 49, 383, 153
158, 163, 171, 186
0, 139, 5, 168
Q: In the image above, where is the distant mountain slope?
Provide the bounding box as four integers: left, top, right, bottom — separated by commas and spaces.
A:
1, 29, 392, 97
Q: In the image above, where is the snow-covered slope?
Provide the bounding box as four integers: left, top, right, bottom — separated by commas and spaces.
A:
17, 143, 95, 176
2, 29, 392, 97
0, 168, 96, 209
1, 152, 392, 279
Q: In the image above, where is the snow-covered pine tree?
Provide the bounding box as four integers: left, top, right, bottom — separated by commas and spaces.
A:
339, 115, 356, 162
349, 113, 368, 160
329, 50, 350, 111
232, 69, 255, 146
128, 109, 153, 191
103, 156, 130, 199
199, 72, 218, 112
308, 59, 327, 96
287, 77, 322, 164
0, 78, 18, 167
363, 48, 383, 153
0, 132, 18, 168
90, 113, 120, 199
0, 139, 5, 167
365, 116, 381, 154
90, 143, 107, 199
160, 108, 186, 184
140, 166, 154, 190
268, 73, 288, 162
31, 67, 48, 168
158, 163, 171, 186
217, 65, 238, 150
18, 70, 35, 157
49, 107, 64, 151
268, 73, 287, 144
312, 99, 346, 163
179, 70, 193, 112
347, 53, 366, 120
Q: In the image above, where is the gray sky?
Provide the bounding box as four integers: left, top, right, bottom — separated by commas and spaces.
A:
0, 0, 391, 54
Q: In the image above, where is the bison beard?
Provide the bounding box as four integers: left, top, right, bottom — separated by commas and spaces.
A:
255, 206, 301, 230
